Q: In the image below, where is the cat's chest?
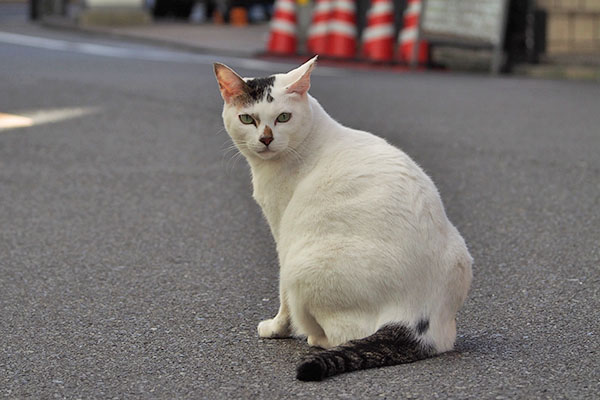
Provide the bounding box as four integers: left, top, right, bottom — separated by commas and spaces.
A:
252, 178, 292, 215
251, 168, 298, 238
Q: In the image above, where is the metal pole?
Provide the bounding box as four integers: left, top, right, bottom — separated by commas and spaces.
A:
29, 0, 39, 20
296, 0, 312, 54
492, 0, 510, 74
410, 0, 424, 69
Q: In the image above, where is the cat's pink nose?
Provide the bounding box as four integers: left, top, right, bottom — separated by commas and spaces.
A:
260, 136, 274, 146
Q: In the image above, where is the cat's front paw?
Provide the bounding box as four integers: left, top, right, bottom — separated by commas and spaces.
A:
258, 318, 290, 338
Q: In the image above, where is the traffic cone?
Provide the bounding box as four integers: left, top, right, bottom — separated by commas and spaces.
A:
397, 0, 428, 65
230, 7, 249, 27
307, 0, 333, 55
267, 0, 297, 55
362, 0, 395, 62
325, 0, 357, 58
212, 9, 225, 24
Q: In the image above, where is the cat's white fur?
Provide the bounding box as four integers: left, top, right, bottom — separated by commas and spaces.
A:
215, 57, 472, 353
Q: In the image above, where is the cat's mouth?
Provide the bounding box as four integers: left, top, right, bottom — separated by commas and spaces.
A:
255, 147, 279, 159
257, 144, 276, 154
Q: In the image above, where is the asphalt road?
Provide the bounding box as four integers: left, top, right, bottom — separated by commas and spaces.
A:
1, 22, 599, 399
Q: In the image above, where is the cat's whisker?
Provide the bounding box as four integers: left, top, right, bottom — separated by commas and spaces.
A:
224, 149, 239, 172
221, 137, 240, 150
224, 153, 237, 175
222, 143, 240, 156
222, 141, 249, 175
231, 150, 245, 172
221, 143, 238, 162
282, 148, 295, 162
292, 147, 304, 162
285, 147, 304, 164
227, 150, 246, 175
221, 139, 248, 155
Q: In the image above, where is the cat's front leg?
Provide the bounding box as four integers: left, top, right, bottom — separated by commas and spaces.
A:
258, 291, 291, 338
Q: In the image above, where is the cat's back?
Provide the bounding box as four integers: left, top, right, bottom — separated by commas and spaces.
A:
305, 126, 437, 205
281, 126, 447, 248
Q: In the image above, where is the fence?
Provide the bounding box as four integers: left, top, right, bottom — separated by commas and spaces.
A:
538, 0, 600, 57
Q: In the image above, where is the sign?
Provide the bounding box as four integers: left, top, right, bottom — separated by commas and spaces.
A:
420, 0, 510, 73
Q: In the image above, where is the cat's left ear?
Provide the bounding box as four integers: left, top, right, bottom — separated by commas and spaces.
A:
285, 56, 317, 96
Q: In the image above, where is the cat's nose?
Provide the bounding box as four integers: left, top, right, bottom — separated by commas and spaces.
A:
259, 136, 274, 146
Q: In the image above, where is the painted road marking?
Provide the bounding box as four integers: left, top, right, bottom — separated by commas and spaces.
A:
0, 31, 341, 75
0, 107, 100, 131
0, 112, 33, 130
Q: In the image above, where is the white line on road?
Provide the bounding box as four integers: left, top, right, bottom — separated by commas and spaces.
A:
0, 112, 33, 130
0, 31, 341, 76
0, 107, 100, 131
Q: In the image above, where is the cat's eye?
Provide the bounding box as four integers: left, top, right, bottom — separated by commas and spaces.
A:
276, 112, 291, 123
239, 114, 255, 125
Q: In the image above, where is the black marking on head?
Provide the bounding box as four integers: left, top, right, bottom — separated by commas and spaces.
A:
245, 76, 275, 103
416, 319, 429, 335
266, 92, 274, 103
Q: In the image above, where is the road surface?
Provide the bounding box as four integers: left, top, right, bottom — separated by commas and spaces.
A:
1, 18, 599, 399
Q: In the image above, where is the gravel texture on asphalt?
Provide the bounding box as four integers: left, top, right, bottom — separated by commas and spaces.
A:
1, 31, 599, 399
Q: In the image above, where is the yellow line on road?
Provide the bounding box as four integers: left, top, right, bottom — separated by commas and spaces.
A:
0, 112, 33, 130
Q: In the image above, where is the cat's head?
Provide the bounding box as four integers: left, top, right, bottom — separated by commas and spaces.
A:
214, 57, 317, 161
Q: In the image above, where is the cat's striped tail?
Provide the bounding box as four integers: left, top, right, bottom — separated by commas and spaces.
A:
296, 324, 435, 381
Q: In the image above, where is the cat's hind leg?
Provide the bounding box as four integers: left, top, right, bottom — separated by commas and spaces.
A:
258, 285, 291, 338
295, 304, 376, 348
286, 293, 331, 347
307, 334, 332, 349
311, 311, 378, 348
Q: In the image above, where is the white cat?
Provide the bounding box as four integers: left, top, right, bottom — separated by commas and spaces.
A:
214, 57, 472, 381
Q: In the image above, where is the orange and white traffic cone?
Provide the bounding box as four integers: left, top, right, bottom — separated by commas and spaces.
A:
307, 0, 332, 55
267, 0, 297, 55
325, 0, 357, 59
362, 0, 395, 62
230, 6, 249, 27
397, 0, 428, 65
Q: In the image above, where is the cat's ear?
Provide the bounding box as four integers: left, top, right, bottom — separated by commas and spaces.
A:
285, 56, 317, 96
214, 63, 249, 105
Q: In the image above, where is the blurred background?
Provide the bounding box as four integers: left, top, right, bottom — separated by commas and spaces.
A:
16, 0, 600, 78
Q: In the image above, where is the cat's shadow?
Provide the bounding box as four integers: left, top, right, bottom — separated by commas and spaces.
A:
262, 332, 507, 364
451, 332, 514, 360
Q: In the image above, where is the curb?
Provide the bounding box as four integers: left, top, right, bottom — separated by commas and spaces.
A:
513, 64, 600, 82
40, 16, 264, 59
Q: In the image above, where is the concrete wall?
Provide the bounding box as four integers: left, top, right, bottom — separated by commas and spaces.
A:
538, 0, 600, 56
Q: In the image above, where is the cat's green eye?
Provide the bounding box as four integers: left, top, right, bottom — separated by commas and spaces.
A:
276, 112, 291, 123
239, 114, 255, 125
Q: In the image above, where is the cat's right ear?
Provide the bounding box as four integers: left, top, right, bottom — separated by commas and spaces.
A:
214, 63, 249, 105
